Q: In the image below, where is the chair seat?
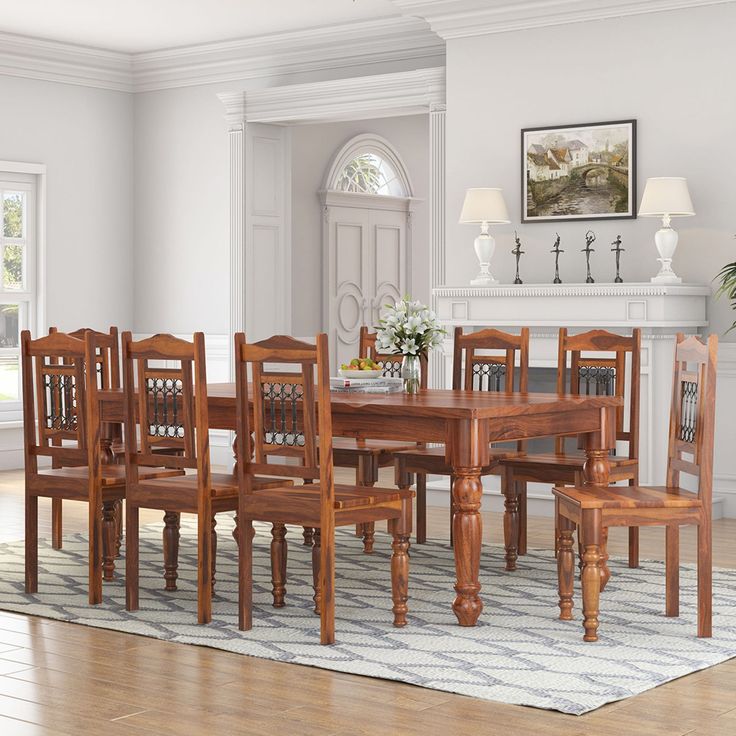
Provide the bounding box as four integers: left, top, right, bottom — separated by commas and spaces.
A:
39, 465, 182, 487
552, 484, 702, 510
501, 451, 638, 472
332, 437, 422, 457
139, 472, 292, 498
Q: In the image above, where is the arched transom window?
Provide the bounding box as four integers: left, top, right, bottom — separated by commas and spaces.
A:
326, 134, 413, 198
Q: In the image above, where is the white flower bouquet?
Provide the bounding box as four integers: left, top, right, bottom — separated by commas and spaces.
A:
375, 297, 446, 357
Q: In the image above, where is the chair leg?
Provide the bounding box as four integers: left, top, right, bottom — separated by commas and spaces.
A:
600, 526, 611, 592
665, 524, 679, 617
557, 516, 575, 620
88, 496, 103, 606
628, 528, 640, 569
319, 525, 335, 645
580, 508, 603, 642
211, 515, 218, 594
102, 500, 117, 582
502, 468, 519, 571
303, 479, 315, 546
312, 528, 321, 615
197, 507, 213, 624
51, 498, 62, 550
163, 511, 180, 592
25, 494, 38, 594
554, 493, 561, 558
239, 519, 253, 631
114, 499, 123, 558
449, 475, 456, 547
697, 519, 712, 638
517, 481, 527, 555
357, 457, 376, 554
389, 519, 410, 627
415, 473, 427, 544
270, 522, 287, 607
125, 504, 139, 611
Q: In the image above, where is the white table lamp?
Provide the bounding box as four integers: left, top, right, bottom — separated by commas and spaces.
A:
638, 177, 695, 284
459, 188, 510, 286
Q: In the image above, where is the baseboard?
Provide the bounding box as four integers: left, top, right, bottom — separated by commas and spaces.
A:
425, 480, 725, 520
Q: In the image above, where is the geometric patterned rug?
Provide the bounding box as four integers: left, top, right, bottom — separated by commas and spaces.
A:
0, 515, 735, 715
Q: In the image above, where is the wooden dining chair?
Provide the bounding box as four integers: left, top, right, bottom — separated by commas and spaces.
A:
235, 333, 414, 645
500, 328, 641, 572
327, 326, 427, 555
122, 332, 288, 623
393, 327, 529, 571
47, 325, 120, 551
22, 330, 178, 604
553, 333, 717, 642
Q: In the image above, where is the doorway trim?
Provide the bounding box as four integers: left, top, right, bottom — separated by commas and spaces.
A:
218, 67, 445, 376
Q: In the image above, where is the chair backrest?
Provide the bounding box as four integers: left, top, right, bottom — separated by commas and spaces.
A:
121, 333, 209, 479
49, 326, 120, 390
21, 330, 102, 475
359, 326, 428, 389
555, 328, 641, 457
452, 327, 530, 393
666, 333, 718, 502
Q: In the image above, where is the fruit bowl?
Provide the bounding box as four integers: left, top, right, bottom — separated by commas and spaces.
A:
338, 368, 384, 379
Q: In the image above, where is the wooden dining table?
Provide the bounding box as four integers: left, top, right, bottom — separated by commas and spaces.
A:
100, 384, 621, 627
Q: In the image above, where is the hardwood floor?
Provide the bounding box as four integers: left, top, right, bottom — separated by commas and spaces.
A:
0, 467, 734, 735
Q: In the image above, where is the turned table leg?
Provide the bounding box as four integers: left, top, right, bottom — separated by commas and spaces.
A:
581, 508, 603, 641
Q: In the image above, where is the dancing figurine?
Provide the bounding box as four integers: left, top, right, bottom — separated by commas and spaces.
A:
551, 233, 564, 284
611, 235, 624, 283
582, 230, 596, 284
512, 231, 524, 284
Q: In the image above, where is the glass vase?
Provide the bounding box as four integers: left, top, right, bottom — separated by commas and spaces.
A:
401, 354, 421, 395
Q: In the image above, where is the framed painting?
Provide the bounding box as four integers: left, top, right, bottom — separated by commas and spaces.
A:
521, 119, 636, 223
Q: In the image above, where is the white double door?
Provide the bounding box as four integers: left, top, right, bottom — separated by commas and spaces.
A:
323, 193, 412, 370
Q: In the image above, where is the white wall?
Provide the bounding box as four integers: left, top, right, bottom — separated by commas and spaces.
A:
290, 114, 430, 336
0, 74, 134, 332
445, 2, 736, 338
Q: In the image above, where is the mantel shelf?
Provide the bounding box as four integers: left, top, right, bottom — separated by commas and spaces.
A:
433, 283, 711, 298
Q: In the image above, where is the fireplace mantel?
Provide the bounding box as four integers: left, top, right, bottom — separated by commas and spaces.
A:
429, 282, 713, 514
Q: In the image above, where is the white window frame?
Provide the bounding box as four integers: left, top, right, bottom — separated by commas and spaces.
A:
0, 161, 46, 423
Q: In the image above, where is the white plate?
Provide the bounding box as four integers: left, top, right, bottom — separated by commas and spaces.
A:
338, 368, 384, 379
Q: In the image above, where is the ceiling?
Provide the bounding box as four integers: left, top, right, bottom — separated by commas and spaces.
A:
0, 0, 402, 53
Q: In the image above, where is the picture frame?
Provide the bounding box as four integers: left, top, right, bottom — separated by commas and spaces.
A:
521, 119, 637, 223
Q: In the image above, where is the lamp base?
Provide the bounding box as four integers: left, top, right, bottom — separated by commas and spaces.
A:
470, 275, 499, 286
470, 231, 498, 287
651, 226, 681, 284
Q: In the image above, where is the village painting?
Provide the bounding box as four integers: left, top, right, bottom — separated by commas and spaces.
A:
521, 120, 636, 222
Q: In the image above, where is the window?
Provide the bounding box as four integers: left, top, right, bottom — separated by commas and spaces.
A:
0, 172, 37, 417
335, 153, 406, 197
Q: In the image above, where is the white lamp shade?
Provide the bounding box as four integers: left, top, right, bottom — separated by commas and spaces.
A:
638, 177, 695, 217
459, 188, 510, 224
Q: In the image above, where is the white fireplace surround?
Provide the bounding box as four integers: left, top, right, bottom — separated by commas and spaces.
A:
430, 282, 732, 518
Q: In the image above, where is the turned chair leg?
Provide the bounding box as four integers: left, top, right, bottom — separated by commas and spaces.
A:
271, 522, 287, 607
580, 508, 603, 642
302, 479, 315, 546
502, 468, 519, 571
356, 457, 377, 554
697, 517, 712, 638
600, 526, 611, 592
665, 524, 679, 617
25, 494, 39, 594
312, 528, 321, 615
389, 517, 410, 627
125, 504, 140, 612
163, 511, 180, 591
51, 498, 63, 550
517, 481, 528, 555
557, 515, 576, 620
449, 475, 456, 547
114, 499, 123, 558
102, 500, 117, 582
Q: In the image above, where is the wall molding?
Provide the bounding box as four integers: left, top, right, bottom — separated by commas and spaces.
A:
0, 17, 444, 94
219, 67, 446, 125
392, 0, 735, 39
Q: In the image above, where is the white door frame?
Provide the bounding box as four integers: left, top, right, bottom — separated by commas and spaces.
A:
218, 67, 446, 374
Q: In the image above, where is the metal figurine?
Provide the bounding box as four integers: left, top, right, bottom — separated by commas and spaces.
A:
582, 229, 596, 284
512, 231, 524, 284
611, 235, 624, 283
551, 233, 564, 284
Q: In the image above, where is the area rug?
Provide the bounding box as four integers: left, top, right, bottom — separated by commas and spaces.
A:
0, 517, 735, 715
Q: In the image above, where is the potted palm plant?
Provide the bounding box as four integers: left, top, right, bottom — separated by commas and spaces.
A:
716, 253, 736, 333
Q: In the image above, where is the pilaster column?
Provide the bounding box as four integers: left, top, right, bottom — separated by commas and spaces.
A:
430, 104, 446, 388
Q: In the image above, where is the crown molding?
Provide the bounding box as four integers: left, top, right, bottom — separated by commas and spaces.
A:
0, 30, 132, 92
391, 0, 735, 39
0, 17, 443, 94
132, 16, 443, 92
218, 67, 446, 126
